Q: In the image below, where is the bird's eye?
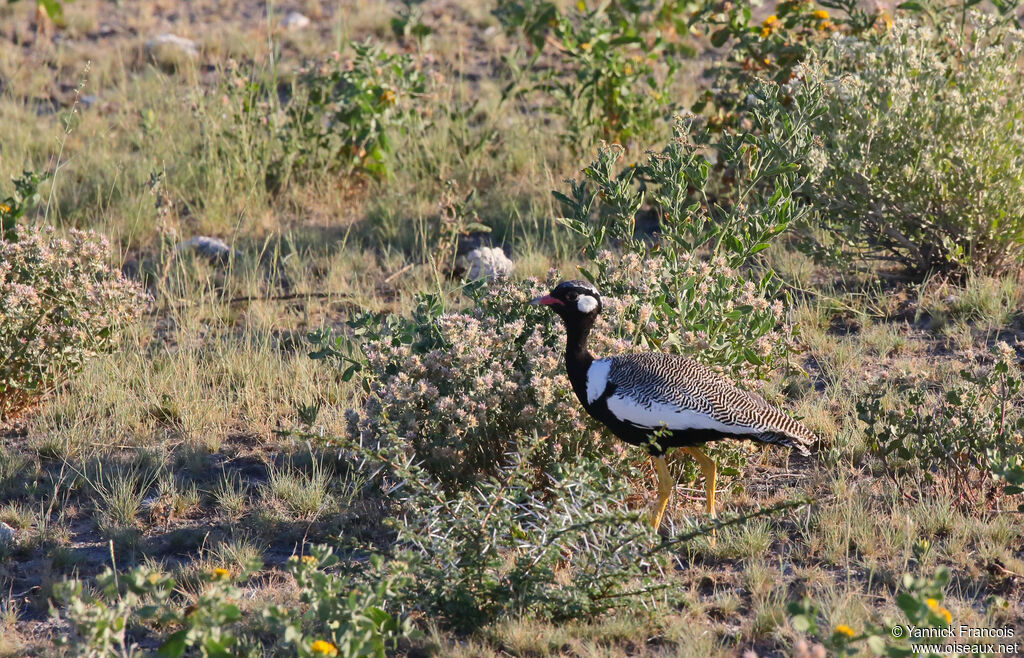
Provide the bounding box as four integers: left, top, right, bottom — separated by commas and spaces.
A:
567, 292, 578, 301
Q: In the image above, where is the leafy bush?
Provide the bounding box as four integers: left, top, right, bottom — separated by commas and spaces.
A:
0, 226, 148, 420
495, 0, 688, 147
50, 547, 417, 657
219, 41, 428, 191
857, 342, 1024, 511
0, 170, 43, 241
265, 547, 419, 657
555, 78, 821, 382
691, 0, 880, 124
790, 567, 956, 658
804, 11, 1024, 274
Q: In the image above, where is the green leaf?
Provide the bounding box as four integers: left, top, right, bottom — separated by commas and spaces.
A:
710, 28, 731, 47
157, 630, 188, 658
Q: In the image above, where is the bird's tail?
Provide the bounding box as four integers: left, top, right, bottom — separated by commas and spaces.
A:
754, 429, 814, 457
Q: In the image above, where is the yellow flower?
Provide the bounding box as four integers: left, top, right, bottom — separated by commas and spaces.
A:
576, 0, 586, 10
301, 555, 317, 565
880, 10, 893, 30
834, 624, 856, 638
816, 20, 832, 30
580, 41, 592, 51
311, 640, 338, 656
211, 567, 230, 580
379, 89, 396, 105
813, 9, 829, 19
147, 572, 163, 585
761, 15, 779, 37
0, 203, 9, 213
623, 64, 633, 75
924, 598, 952, 623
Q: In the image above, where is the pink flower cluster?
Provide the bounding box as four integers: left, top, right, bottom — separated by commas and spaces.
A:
346, 278, 607, 483
594, 249, 798, 385
0, 226, 149, 418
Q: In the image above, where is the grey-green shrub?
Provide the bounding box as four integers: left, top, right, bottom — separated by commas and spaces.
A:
805, 12, 1024, 274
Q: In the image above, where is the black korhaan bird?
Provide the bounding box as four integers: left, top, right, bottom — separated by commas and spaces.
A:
532, 280, 815, 530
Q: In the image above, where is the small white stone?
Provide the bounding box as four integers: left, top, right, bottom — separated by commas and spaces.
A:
459, 246, 513, 280
281, 11, 311, 30
145, 33, 198, 59
176, 236, 241, 262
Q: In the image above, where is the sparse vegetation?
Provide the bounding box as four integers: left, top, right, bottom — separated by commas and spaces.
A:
1, 0, 1022, 655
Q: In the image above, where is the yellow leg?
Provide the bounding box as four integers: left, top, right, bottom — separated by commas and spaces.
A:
650, 454, 674, 531
681, 447, 717, 520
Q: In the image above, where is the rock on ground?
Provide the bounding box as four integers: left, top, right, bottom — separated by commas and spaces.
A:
0, 522, 15, 547
457, 246, 513, 280
281, 11, 311, 30
144, 34, 198, 66
176, 236, 241, 262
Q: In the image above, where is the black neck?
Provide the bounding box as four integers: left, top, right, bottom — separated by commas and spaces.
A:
563, 316, 596, 406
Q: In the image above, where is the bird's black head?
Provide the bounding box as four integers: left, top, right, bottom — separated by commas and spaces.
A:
530, 280, 603, 321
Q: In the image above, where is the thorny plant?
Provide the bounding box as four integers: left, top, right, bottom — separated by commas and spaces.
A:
857, 342, 1024, 512
303, 427, 809, 635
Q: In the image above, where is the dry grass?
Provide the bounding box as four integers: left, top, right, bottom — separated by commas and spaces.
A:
0, 0, 1022, 655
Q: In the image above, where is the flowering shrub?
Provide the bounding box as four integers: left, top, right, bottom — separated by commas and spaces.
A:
0, 170, 43, 241
857, 342, 1024, 511
0, 226, 148, 420
804, 12, 1024, 274
790, 567, 955, 658
311, 278, 623, 485
690, 0, 881, 125
264, 547, 419, 657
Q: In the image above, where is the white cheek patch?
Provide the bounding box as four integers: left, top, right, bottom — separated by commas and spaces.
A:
577, 295, 599, 313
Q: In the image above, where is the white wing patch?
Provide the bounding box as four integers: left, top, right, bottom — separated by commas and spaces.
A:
606, 394, 761, 435
577, 295, 599, 313
586, 359, 611, 404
